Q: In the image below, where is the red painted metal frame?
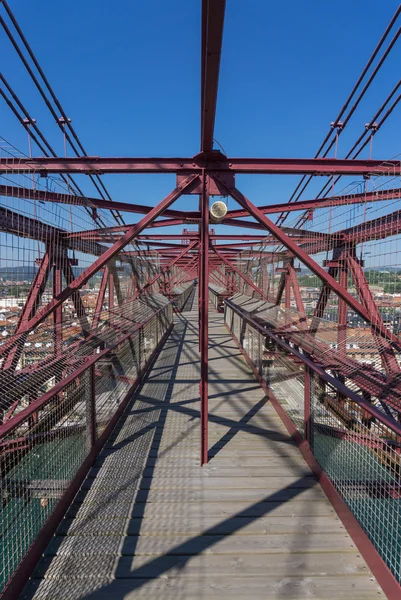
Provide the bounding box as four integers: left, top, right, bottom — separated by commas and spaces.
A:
0, 321, 173, 600
2, 248, 52, 371
2, 0, 401, 593
53, 257, 63, 357
310, 252, 339, 335
200, 172, 209, 465
337, 250, 348, 363
344, 208, 401, 246
201, 0, 226, 152
228, 325, 401, 600
212, 246, 266, 299
0, 174, 199, 358
225, 298, 401, 434
288, 262, 306, 317
0, 184, 198, 220
0, 302, 173, 440
62, 255, 91, 335
2, 155, 401, 175
4, 184, 400, 220
135, 241, 198, 298
225, 187, 401, 219
92, 266, 108, 329
347, 252, 400, 374
0, 204, 108, 257
218, 179, 401, 350
168, 256, 198, 289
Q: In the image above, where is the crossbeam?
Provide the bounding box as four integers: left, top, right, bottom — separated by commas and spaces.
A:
2, 156, 400, 175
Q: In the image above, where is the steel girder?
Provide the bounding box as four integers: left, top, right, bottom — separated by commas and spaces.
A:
0, 175, 200, 358
2, 155, 401, 175
215, 177, 401, 351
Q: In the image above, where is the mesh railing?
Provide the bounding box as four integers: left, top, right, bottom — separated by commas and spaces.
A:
172, 283, 194, 312
0, 300, 173, 594
225, 298, 401, 585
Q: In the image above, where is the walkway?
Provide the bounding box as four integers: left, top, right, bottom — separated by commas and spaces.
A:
23, 297, 381, 599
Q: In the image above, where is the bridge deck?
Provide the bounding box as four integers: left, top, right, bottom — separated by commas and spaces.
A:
23, 298, 381, 599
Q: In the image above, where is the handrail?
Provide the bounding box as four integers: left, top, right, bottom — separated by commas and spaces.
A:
0, 301, 173, 440
225, 297, 401, 438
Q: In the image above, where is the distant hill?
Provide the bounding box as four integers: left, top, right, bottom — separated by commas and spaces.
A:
0, 266, 37, 280
0, 265, 87, 281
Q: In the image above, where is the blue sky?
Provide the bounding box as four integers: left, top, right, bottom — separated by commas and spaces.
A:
1, 0, 401, 262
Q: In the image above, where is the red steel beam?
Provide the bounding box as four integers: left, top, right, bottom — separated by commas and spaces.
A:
129, 241, 193, 249
53, 258, 63, 358
199, 173, 209, 465
226, 298, 401, 432
2, 249, 52, 371
0, 205, 107, 257
168, 256, 198, 288
288, 262, 306, 318
0, 184, 199, 220
225, 187, 401, 219
337, 251, 348, 366
209, 266, 230, 289
69, 232, 277, 241
296, 208, 401, 259
62, 256, 91, 335
0, 303, 173, 440
144, 218, 189, 229
299, 208, 401, 258
2, 156, 401, 175
347, 253, 401, 375
212, 246, 266, 299
344, 208, 401, 244
92, 267, 108, 329
222, 217, 312, 233
137, 241, 198, 297
0, 175, 199, 357
201, 0, 226, 152
218, 179, 401, 350
4, 183, 399, 223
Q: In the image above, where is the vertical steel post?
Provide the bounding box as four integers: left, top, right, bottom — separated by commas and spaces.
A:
337, 252, 348, 406
87, 363, 96, 449
108, 265, 115, 324
2, 249, 52, 371
200, 171, 209, 465
93, 266, 109, 329
337, 255, 348, 357
304, 365, 311, 445
53, 257, 63, 358
284, 269, 291, 324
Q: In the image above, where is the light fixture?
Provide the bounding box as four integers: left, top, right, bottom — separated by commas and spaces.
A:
210, 200, 228, 223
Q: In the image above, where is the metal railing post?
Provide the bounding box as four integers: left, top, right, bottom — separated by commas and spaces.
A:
87, 364, 96, 449
304, 365, 311, 445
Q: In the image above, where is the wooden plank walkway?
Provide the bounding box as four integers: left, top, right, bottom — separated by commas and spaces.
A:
23, 295, 382, 599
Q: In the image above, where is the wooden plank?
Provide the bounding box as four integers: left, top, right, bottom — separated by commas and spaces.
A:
45, 532, 358, 557
67, 499, 335, 519
33, 551, 371, 580
89, 465, 313, 477
56, 514, 344, 536
81, 476, 316, 490
24, 575, 382, 600
74, 486, 326, 504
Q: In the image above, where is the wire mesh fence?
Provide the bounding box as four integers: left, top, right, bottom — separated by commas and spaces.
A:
224, 298, 401, 585
0, 300, 173, 594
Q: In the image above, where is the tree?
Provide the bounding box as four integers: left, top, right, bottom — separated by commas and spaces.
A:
384, 282, 401, 294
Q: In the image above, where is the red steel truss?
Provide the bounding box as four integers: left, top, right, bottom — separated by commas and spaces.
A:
2, 1, 401, 595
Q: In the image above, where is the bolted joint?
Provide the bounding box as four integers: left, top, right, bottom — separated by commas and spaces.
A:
330, 120, 344, 130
